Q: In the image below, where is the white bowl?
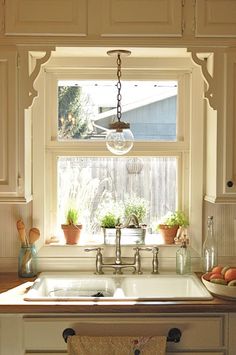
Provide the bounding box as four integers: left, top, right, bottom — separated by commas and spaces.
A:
202, 275, 236, 299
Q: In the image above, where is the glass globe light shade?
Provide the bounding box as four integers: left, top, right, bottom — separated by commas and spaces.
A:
106, 128, 134, 155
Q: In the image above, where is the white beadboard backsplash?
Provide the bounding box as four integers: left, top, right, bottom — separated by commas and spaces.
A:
0, 201, 236, 271
204, 201, 236, 257
0, 203, 32, 259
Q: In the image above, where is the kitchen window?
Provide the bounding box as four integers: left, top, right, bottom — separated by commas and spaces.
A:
32, 51, 204, 257
54, 79, 178, 244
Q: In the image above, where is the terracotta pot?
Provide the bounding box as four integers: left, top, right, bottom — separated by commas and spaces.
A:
61, 224, 82, 245
158, 224, 179, 244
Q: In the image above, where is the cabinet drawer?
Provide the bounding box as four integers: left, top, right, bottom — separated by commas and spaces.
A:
23, 314, 226, 352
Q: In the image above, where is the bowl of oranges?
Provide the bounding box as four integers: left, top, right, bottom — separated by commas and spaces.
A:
202, 265, 236, 299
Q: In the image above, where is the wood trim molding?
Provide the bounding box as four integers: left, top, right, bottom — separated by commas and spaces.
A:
18, 47, 55, 109
188, 48, 226, 112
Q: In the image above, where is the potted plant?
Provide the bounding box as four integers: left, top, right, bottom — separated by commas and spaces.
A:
99, 196, 148, 245
99, 209, 121, 244
123, 196, 148, 244
157, 210, 189, 245
61, 207, 82, 245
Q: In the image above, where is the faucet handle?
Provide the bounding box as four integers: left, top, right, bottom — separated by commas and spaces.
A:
84, 248, 104, 275
151, 246, 159, 274
133, 247, 159, 274
84, 247, 103, 253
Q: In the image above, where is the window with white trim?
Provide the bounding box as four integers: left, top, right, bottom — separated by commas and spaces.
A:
32, 52, 204, 254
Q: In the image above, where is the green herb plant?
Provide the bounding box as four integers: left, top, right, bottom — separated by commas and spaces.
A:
158, 210, 189, 228
66, 208, 79, 225
100, 213, 120, 228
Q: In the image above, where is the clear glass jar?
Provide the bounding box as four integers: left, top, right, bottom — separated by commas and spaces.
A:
176, 240, 191, 274
18, 245, 37, 278
202, 216, 218, 272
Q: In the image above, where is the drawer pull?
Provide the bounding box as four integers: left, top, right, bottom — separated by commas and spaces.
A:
62, 327, 182, 343
62, 328, 76, 342
167, 327, 181, 343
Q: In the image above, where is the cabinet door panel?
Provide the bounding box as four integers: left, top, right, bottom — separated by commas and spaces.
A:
196, 0, 236, 37
5, 0, 87, 36
100, 0, 182, 37
0, 50, 18, 198
225, 53, 236, 194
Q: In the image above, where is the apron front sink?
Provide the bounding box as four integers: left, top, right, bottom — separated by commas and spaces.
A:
24, 272, 212, 301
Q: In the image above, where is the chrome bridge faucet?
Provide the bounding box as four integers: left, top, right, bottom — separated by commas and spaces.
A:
85, 215, 159, 274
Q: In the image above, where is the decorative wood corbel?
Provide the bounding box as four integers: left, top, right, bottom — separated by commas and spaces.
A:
189, 49, 217, 110
18, 47, 55, 109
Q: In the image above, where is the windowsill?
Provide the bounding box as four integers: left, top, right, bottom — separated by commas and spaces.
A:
38, 232, 198, 257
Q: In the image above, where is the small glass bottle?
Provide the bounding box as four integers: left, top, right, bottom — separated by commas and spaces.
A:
176, 239, 191, 274
18, 244, 37, 278
202, 216, 218, 272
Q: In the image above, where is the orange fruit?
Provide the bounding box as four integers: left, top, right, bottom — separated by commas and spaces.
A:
224, 268, 236, 282
212, 265, 223, 274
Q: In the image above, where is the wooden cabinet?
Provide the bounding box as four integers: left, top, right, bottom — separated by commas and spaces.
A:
99, 0, 183, 37
0, 312, 232, 354
195, 0, 236, 37
224, 51, 236, 197
0, 48, 19, 202
0, 315, 24, 355
4, 0, 236, 39
4, 0, 183, 38
4, 0, 87, 36
22, 314, 227, 354
0, 47, 32, 203
193, 48, 236, 203
229, 313, 236, 355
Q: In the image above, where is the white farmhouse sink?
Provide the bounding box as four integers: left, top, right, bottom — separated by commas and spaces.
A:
24, 273, 117, 301
121, 274, 212, 299
24, 272, 212, 301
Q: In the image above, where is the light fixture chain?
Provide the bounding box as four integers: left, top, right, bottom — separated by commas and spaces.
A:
116, 53, 122, 122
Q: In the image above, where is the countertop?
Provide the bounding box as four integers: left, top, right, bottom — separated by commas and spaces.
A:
0, 272, 236, 314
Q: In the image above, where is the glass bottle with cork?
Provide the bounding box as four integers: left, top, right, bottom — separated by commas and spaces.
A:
202, 216, 218, 272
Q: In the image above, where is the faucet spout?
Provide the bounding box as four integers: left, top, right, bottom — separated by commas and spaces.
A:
115, 227, 122, 265
86, 216, 149, 275
123, 214, 139, 228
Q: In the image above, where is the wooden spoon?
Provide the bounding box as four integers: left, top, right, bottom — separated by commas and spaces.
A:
29, 227, 40, 245
16, 219, 28, 245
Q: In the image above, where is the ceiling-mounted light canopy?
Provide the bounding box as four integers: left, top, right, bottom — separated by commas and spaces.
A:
106, 49, 134, 155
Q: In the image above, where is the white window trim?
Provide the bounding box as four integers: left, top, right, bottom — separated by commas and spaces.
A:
32, 55, 204, 272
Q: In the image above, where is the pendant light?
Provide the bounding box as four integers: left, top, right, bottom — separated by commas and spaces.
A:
106, 49, 134, 155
